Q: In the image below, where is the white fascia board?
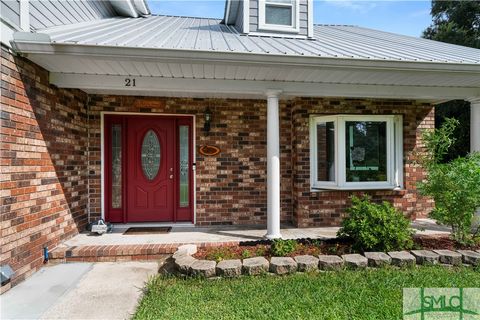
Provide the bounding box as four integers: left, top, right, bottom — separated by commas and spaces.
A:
1, 20, 16, 48
49, 73, 480, 100
12, 40, 480, 74
307, 0, 313, 38
20, 0, 30, 31
243, 0, 249, 33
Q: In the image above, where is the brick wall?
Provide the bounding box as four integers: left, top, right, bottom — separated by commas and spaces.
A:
291, 97, 434, 227
89, 96, 434, 228
1, 45, 88, 292
88, 96, 293, 225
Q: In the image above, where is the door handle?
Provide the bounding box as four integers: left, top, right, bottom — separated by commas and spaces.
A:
169, 175, 173, 179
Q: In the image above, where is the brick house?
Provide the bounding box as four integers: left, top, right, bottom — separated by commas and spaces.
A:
1, 0, 479, 290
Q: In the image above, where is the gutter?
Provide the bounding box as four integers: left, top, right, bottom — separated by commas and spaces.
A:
11, 32, 480, 75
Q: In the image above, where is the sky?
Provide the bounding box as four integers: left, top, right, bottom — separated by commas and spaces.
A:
147, 0, 433, 37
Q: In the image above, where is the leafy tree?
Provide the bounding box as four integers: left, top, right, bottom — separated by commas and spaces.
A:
423, 1, 480, 48
423, 0, 480, 161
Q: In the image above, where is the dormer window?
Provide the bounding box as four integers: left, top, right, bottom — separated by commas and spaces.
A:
259, 0, 300, 33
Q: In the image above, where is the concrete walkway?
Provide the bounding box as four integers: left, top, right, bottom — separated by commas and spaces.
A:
58, 218, 451, 248
1, 262, 158, 320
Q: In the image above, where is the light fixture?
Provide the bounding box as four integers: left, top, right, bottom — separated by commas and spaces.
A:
204, 107, 212, 134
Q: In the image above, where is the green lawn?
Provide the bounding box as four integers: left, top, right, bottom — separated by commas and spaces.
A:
133, 266, 479, 320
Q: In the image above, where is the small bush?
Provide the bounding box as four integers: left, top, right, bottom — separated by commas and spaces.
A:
205, 247, 236, 262
337, 196, 414, 252
418, 118, 480, 244
241, 249, 251, 259
270, 239, 297, 256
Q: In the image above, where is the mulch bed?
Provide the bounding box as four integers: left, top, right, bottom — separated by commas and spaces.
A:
193, 235, 480, 262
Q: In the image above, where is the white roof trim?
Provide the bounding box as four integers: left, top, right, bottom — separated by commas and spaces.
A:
12, 38, 480, 73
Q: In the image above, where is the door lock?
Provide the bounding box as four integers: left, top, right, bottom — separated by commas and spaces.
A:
169, 175, 173, 179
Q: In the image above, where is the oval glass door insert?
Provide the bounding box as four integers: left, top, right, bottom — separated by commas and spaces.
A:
141, 130, 161, 180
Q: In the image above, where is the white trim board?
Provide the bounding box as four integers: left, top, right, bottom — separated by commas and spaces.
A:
51, 73, 480, 101
100, 111, 197, 224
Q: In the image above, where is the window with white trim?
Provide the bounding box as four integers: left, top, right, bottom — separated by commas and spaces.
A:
259, 0, 299, 33
310, 115, 403, 190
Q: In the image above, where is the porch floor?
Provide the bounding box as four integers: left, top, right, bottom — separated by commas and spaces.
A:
60, 218, 450, 247
48, 219, 450, 262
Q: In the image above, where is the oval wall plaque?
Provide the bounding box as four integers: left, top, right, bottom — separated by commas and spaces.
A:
199, 145, 220, 156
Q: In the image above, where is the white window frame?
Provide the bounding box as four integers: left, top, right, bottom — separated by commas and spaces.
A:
310, 115, 403, 191
258, 0, 300, 33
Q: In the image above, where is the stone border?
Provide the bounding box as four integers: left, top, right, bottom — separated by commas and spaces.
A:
172, 245, 480, 278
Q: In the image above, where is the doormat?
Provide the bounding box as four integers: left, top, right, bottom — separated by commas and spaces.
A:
123, 227, 172, 235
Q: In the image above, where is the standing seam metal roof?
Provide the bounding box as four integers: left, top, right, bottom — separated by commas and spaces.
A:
37, 14, 480, 64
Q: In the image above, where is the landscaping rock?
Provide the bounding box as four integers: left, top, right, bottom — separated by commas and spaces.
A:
318, 255, 344, 271
242, 257, 269, 275
269, 257, 298, 275
294, 255, 319, 272
411, 250, 439, 265
342, 254, 368, 269
457, 250, 480, 266
388, 251, 416, 267
216, 259, 242, 277
175, 255, 197, 274
176, 244, 197, 256
433, 250, 462, 266
189, 260, 217, 278
363, 252, 391, 267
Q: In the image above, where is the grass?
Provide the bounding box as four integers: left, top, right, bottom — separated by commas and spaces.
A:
133, 266, 479, 320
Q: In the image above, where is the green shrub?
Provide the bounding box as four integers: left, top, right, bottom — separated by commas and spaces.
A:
419, 153, 480, 244
206, 247, 235, 262
337, 196, 414, 252
270, 239, 297, 256
418, 118, 480, 244
241, 249, 251, 259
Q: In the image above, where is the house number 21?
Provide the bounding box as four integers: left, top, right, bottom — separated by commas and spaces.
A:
124, 78, 136, 87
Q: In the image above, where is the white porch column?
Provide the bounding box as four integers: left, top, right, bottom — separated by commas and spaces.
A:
470, 98, 480, 152
265, 90, 282, 239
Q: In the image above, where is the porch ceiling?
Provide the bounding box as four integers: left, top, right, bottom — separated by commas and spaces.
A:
14, 51, 478, 101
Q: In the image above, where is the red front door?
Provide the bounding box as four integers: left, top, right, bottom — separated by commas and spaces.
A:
104, 114, 194, 223
127, 117, 174, 222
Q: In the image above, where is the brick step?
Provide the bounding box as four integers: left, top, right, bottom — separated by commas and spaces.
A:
49, 244, 180, 262
49, 242, 240, 263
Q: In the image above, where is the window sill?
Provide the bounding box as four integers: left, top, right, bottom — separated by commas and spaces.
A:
248, 31, 307, 39
258, 24, 300, 34
311, 186, 405, 192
